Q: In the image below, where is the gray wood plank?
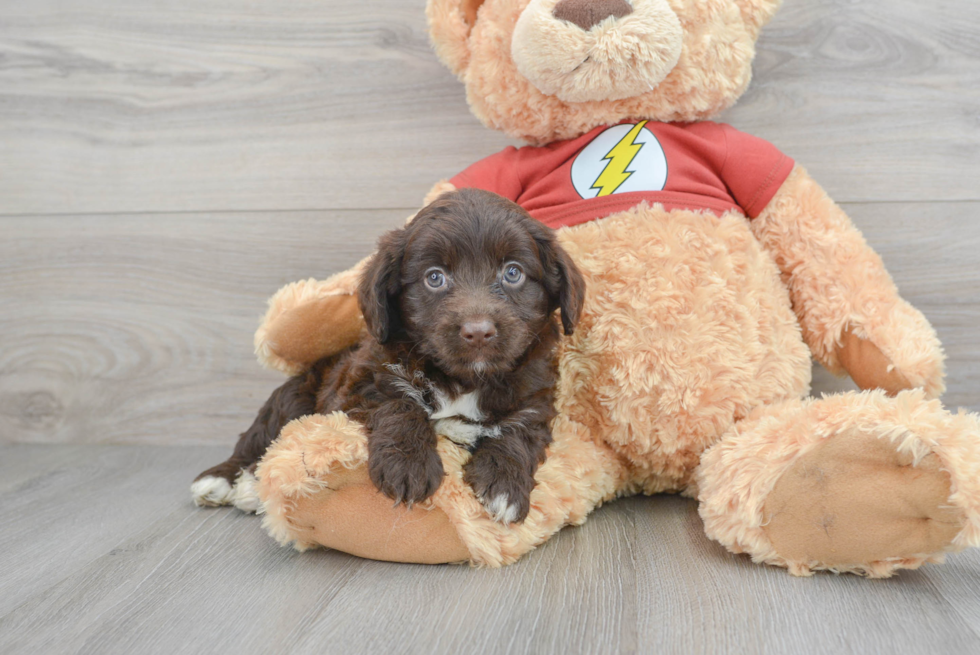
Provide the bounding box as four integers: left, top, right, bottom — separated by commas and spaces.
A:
0, 0, 513, 216
633, 495, 980, 655
0, 507, 367, 655
283, 501, 637, 655
920, 549, 980, 639
2, 202, 977, 446
726, 0, 980, 204
0, 478, 635, 655
0, 443, 229, 618
0, 210, 401, 445
0, 443, 95, 494
3, 446, 979, 655
1, 0, 977, 216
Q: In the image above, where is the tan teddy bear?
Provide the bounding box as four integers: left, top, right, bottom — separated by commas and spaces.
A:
222, 0, 980, 576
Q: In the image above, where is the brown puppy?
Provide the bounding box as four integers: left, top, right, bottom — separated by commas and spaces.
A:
192, 189, 585, 523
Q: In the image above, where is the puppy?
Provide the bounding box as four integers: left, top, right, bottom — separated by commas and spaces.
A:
192, 188, 586, 523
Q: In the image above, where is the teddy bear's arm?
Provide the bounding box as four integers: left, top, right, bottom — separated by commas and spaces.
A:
254, 181, 458, 375
751, 165, 945, 397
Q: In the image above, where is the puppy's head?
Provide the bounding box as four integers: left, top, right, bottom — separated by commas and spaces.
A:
358, 188, 585, 379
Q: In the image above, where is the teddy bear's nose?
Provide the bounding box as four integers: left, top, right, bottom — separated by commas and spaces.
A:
553, 0, 633, 31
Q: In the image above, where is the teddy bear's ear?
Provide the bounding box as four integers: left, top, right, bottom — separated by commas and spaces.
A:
734, 0, 783, 34
427, 0, 487, 77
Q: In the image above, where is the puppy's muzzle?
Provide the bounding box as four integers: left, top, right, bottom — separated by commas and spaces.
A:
460, 318, 497, 347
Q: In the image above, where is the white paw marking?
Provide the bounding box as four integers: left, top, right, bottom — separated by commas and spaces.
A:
191, 476, 234, 507
231, 470, 263, 514
484, 494, 520, 524
434, 418, 483, 447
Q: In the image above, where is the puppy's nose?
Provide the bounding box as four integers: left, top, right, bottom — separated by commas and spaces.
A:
553, 0, 633, 31
460, 319, 497, 347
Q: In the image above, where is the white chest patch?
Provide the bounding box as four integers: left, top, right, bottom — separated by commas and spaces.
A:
430, 390, 484, 422
570, 121, 668, 199
385, 366, 499, 447
429, 390, 500, 447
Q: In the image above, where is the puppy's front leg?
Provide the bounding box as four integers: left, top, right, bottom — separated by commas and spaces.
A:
465, 417, 552, 524
365, 399, 444, 506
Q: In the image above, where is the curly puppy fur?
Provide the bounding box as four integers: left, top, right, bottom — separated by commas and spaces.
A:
195, 189, 585, 523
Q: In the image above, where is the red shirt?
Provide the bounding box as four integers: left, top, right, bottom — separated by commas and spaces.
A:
450, 121, 795, 229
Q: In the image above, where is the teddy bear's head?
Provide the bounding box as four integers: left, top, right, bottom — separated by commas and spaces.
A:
428, 0, 782, 144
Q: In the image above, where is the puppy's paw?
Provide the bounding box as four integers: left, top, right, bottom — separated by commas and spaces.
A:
484, 493, 524, 525
231, 470, 263, 514
368, 442, 444, 506
464, 454, 533, 524
191, 476, 235, 507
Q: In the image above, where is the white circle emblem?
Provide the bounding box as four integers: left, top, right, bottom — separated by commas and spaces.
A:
570, 121, 668, 199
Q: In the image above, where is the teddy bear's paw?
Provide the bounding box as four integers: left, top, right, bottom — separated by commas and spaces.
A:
700, 390, 980, 577
762, 425, 967, 576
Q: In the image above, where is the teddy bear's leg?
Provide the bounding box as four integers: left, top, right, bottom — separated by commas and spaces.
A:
752, 166, 945, 397
257, 411, 628, 566
696, 390, 980, 577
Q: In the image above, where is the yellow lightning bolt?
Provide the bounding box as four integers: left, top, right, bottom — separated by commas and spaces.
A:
591, 120, 649, 197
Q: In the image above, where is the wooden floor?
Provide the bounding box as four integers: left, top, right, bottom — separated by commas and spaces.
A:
2, 0, 979, 653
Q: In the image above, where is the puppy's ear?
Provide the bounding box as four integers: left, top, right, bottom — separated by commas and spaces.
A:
533, 229, 586, 336
358, 229, 408, 344
552, 245, 586, 335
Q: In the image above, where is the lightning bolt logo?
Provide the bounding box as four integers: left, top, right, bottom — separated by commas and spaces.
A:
591, 120, 648, 197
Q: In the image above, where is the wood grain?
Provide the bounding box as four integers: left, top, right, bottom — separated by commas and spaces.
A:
1, 0, 978, 215
3, 449, 979, 655
0, 443, 229, 617
0, 447, 636, 655
633, 495, 980, 654
2, 202, 977, 447
0, 211, 401, 445
281, 501, 637, 654
728, 0, 980, 203
3, 0, 980, 651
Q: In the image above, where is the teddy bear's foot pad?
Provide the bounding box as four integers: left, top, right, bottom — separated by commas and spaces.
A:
265, 462, 471, 564
763, 429, 965, 573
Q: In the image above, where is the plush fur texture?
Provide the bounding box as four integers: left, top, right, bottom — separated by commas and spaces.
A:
697, 390, 980, 577
251, 171, 972, 572
752, 166, 946, 398
430, 0, 782, 144
258, 406, 631, 566
256, 270, 368, 376
241, 0, 980, 575
511, 0, 684, 103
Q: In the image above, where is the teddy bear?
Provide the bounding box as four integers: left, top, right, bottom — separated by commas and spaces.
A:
237, 0, 980, 576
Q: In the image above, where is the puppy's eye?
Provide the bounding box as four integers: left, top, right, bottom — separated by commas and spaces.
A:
424, 267, 447, 290
502, 263, 524, 286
